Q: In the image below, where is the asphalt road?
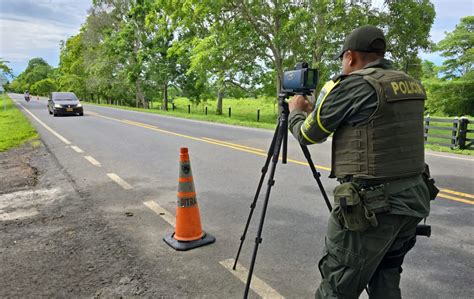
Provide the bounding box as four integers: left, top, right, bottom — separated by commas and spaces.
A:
10, 94, 473, 298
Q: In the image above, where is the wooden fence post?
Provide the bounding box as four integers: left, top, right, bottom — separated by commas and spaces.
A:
228, 107, 231, 117
458, 117, 469, 149
188, 104, 190, 114
257, 109, 260, 122
424, 116, 430, 143
451, 117, 458, 148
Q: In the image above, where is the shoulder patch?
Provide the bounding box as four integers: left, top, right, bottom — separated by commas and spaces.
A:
382, 78, 426, 102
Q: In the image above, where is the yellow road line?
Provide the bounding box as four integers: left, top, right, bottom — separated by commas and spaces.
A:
122, 119, 158, 130
123, 117, 268, 156
440, 188, 474, 199
201, 137, 265, 152
219, 259, 284, 299
286, 158, 332, 171
91, 112, 472, 205
437, 193, 474, 205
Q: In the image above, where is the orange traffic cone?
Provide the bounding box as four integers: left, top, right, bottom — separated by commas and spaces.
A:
163, 147, 215, 251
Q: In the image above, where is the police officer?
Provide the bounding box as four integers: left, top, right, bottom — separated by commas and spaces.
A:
288, 25, 431, 298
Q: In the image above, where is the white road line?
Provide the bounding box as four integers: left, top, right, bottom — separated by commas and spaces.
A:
426, 152, 474, 162
15, 101, 71, 145
219, 259, 284, 299
70, 145, 84, 153
143, 200, 175, 226
84, 155, 101, 167
106, 173, 133, 190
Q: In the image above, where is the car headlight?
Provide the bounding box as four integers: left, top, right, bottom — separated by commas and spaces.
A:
76, 103, 82, 107
54, 104, 62, 108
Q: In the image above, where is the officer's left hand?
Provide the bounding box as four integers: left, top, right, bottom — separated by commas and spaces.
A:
289, 95, 313, 114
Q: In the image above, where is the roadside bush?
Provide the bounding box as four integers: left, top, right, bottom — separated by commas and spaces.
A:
424, 79, 474, 116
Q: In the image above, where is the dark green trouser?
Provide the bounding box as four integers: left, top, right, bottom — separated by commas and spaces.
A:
315, 211, 422, 299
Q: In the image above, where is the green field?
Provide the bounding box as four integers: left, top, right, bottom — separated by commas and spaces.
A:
84, 96, 280, 130
0, 95, 38, 151
83, 97, 474, 156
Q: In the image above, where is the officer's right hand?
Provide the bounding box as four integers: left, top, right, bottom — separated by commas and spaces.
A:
289, 95, 313, 114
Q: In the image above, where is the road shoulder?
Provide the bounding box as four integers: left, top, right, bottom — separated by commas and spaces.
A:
0, 141, 152, 297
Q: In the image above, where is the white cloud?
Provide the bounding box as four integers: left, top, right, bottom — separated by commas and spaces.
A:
0, 16, 76, 61
432, 0, 473, 19
0, 0, 91, 74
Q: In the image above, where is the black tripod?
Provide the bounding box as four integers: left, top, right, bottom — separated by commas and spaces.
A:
232, 92, 332, 298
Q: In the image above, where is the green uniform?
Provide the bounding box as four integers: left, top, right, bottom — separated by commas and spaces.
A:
289, 59, 431, 298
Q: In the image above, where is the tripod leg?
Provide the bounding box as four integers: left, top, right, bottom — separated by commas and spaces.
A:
299, 145, 332, 212
233, 125, 279, 270
282, 121, 288, 164
244, 120, 286, 298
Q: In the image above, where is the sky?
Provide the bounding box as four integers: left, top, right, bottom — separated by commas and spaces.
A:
0, 0, 473, 78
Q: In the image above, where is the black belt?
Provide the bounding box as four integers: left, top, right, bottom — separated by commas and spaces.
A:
338, 175, 424, 194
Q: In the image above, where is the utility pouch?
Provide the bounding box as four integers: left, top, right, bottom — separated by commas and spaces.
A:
359, 184, 391, 214
422, 164, 439, 201
333, 183, 370, 232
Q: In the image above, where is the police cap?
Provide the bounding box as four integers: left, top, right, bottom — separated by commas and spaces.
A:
334, 25, 386, 59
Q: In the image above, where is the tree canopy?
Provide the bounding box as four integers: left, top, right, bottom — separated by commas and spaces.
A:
14, 1, 474, 116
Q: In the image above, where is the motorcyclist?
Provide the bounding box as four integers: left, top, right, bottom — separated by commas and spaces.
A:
24, 90, 30, 102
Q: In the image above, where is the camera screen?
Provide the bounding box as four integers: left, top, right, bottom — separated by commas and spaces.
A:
306, 71, 313, 86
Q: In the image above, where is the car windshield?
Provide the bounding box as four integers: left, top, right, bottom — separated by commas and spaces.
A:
55, 99, 76, 101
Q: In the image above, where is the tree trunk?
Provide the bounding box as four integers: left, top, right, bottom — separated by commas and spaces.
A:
216, 88, 223, 115
162, 82, 168, 111
135, 79, 147, 109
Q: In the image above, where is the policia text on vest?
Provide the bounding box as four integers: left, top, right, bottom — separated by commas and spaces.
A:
384, 78, 426, 101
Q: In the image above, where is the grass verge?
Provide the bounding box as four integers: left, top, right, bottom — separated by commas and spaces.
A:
0, 95, 38, 151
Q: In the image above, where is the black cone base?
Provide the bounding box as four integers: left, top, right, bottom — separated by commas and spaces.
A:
163, 232, 216, 251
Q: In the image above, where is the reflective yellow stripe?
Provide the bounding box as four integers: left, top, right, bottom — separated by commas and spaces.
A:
316, 79, 341, 134
300, 126, 317, 144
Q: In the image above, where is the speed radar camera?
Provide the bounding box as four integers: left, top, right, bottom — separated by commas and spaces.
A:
282, 62, 318, 96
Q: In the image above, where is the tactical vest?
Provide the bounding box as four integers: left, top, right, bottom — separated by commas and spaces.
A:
331, 68, 426, 179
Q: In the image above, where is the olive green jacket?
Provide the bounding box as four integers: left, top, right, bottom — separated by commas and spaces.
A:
289, 59, 430, 218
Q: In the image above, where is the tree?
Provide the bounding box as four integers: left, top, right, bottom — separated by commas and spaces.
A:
383, 0, 435, 77
31, 78, 57, 96
292, 1, 375, 91
58, 34, 87, 98
0, 59, 13, 77
437, 16, 473, 79
145, 0, 182, 110
421, 60, 438, 80
9, 58, 55, 92
174, 0, 262, 114
82, 1, 133, 104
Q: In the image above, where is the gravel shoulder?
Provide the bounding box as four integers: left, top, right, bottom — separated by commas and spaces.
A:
0, 142, 152, 297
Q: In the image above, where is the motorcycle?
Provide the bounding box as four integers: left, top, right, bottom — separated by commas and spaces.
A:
24, 95, 30, 102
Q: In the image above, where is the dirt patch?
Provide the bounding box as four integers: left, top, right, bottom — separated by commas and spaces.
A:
0, 145, 38, 192
0, 142, 153, 297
